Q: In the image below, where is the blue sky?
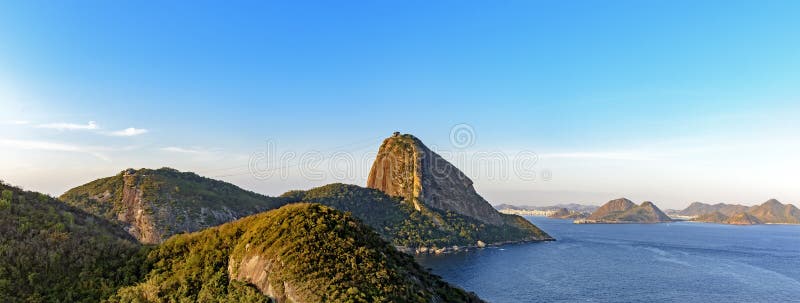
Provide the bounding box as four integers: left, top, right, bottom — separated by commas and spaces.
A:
1, 1, 799, 208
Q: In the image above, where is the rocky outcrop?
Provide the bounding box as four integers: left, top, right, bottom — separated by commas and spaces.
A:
367, 133, 503, 225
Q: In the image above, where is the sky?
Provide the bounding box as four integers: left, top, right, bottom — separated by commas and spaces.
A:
1, 1, 799, 209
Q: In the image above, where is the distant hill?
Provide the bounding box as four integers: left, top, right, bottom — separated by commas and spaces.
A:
679, 202, 748, 217
688, 199, 800, 225
60, 168, 292, 244
547, 207, 588, 219
283, 183, 551, 251
0, 181, 144, 302
578, 198, 672, 223
747, 199, 800, 224
109, 203, 484, 303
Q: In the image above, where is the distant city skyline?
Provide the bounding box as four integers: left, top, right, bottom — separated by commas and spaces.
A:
2, 1, 800, 209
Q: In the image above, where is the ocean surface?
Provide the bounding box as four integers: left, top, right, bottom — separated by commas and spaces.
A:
415, 217, 800, 303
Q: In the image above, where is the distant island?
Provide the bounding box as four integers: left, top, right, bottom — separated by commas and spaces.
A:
574, 198, 672, 224
498, 197, 800, 226
679, 199, 800, 225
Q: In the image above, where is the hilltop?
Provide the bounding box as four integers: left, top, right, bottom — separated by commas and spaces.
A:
577, 198, 672, 224
110, 203, 484, 303
60, 167, 292, 243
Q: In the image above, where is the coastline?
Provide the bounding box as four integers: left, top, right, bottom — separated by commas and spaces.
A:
573, 219, 673, 224
396, 237, 556, 255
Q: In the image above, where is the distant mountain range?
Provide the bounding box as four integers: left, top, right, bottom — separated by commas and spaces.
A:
685, 199, 800, 225
499, 197, 800, 226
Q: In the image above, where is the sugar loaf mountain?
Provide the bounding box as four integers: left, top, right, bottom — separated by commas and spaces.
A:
4, 133, 550, 302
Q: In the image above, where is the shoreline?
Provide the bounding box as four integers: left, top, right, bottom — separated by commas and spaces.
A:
396, 237, 556, 255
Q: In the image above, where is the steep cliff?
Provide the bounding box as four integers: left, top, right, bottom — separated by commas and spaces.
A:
367, 133, 503, 225
60, 167, 291, 244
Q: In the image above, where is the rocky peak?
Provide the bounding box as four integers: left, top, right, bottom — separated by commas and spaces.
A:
367, 133, 504, 225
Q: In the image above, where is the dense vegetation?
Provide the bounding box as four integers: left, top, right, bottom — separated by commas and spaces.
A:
0, 182, 147, 302
60, 168, 293, 243
283, 183, 550, 248
60, 168, 548, 248
111, 203, 482, 303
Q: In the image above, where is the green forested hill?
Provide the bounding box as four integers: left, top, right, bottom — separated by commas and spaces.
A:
110, 203, 483, 303
283, 183, 551, 249
0, 182, 146, 303
60, 168, 292, 244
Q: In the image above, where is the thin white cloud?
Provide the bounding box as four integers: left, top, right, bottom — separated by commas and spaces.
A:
37, 121, 98, 131
161, 146, 203, 154
2, 120, 29, 125
0, 139, 111, 161
107, 127, 148, 137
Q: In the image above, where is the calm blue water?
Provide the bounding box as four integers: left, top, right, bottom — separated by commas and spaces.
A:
416, 217, 800, 303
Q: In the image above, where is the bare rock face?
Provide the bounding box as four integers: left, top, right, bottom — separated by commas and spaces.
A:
367, 133, 504, 225
118, 171, 162, 243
